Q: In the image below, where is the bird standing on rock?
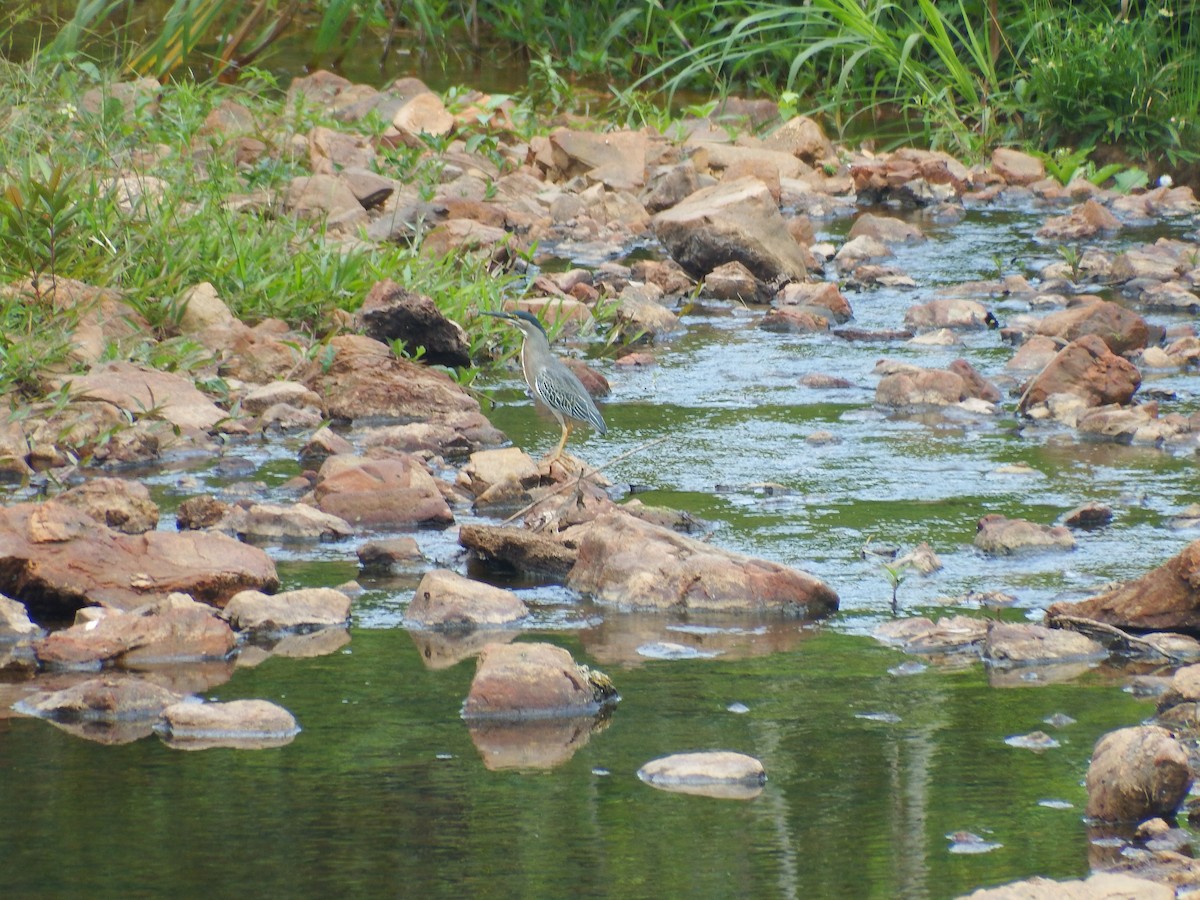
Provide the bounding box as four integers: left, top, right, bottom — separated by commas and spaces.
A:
483, 309, 607, 463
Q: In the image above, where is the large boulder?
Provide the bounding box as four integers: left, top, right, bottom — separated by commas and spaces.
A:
313, 453, 453, 528
407, 569, 528, 629
1048, 540, 1200, 631
0, 502, 278, 617
1017, 335, 1141, 415
983, 622, 1104, 666
652, 176, 809, 283
1085, 725, 1191, 822
462, 641, 617, 719
566, 510, 838, 617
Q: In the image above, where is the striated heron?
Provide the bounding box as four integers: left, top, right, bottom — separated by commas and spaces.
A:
484, 309, 607, 462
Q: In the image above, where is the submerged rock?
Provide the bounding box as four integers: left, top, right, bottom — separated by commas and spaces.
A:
637, 751, 766, 799
566, 510, 838, 617
984, 622, 1105, 667
156, 698, 300, 750
17, 675, 184, 722
462, 641, 617, 719
407, 569, 527, 630
959, 872, 1171, 900
1085, 725, 1191, 822
974, 514, 1075, 555
873, 615, 988, 655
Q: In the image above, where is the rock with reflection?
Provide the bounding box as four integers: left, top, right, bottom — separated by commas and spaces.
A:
637, 751, 766, 800
222, 587, 352, 632
566, 510, 838, 617
984, 622, 1106, 669
156, 698, 300, 750
1085, 725, 1191, 822
459, 524, 577, 579
873, 615, 988, 657
578, 611, 813, 666
35, 594, 237, 668
467, 713, 605, 770
236, 626, 351, 666
408, 569, 527, 630
974, 514, 1075, 555
409, 627, 520, 670
462, 642, 617, 719
16, 675, 186, 744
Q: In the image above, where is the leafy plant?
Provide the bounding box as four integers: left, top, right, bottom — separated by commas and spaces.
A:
0, 157, 87, 300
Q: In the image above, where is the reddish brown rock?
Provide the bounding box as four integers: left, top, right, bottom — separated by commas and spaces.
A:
314, 453, 453, 528
1017, 335, 1141, 414
458, 524, 578, 579
1085, 726, 1191, 822
761, 115, 836, 165
948, 359, 1002, 403
776, 281, 852, 323
304, 335, 504, 446
567, 511, 838, 617
408, 569, 528, 630
1048, 540, 1200, 631
17, 675, 184, 721
35, 595, 237, 666
1036, 199, 1121, 241
759, 307, 829, 333
549, 128, 648, 190
66, 361, 229, 432
1032, 298, 1148, 355
157, 698, 299, 749
0, 502, 277, 617
462, 641, 617, 719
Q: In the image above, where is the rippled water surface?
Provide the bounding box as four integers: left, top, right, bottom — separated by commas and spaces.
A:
3, 200, 1198, 898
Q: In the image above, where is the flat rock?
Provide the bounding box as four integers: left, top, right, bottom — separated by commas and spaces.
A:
16, 675, 184, 721
408, 569, 527, 629
847, 212, 924, 244
222, 587, 352, 631
0, 502, 278, 617
313, 453, 453, 528
876, 365, 967, 407
958, 872, 1171, 900
991, 148, 1045, 185
156, 698, 300, 749
218, 502, 354, 542
66, 361, 228, 432
53, 478, 159, 534
873, 615, 988, 654
1085, 725, 1191, 822
549, 128, 648, 190
652, 176, 809, 282
462, 641, 617, 719
357, 536, 423, 572
567, 510, 838, 617
637, 751, 766, 799
984, 622, 1105, 667
975, 514, 1075, 554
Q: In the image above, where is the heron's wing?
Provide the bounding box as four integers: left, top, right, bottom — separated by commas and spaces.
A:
535, 364, 607, 435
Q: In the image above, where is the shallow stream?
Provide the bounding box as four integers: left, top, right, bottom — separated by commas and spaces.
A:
3, 196, 1200, 896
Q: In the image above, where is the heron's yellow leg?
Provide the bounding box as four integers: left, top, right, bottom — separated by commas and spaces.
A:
547, 420, 573, 463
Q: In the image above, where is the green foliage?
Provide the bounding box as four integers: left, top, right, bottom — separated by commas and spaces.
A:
0, 156, 87, 299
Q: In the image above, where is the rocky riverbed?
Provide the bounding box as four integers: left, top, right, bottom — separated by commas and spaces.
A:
5, 69, 1200, 895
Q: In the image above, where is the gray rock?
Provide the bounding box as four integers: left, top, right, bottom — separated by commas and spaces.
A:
974, 514, 1076, 555
1085, 725, 1191, 821
222, 587, 352, 632
637, 751, 766, 799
